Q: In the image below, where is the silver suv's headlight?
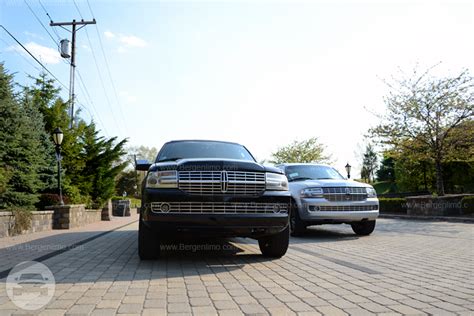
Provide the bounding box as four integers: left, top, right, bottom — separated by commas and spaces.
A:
366, 187, 377, 198
265, 173, 288, 191
146, 170, 178, 188
301, 187, 324, 198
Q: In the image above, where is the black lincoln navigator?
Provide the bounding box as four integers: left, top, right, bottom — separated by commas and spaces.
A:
136, 140, 290, 259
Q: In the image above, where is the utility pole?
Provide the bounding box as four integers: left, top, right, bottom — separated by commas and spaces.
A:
50, 19, 96, 128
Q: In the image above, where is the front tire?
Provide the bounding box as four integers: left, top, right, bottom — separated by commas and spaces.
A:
351, 220, 376, 236
258, 226, 289, 258
290, 201, 306, 237
138, 219, 160, 260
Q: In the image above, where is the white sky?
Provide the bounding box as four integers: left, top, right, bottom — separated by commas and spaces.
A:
1, 0, 473, 176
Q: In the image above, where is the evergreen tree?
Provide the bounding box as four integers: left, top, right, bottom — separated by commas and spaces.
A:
79, 123, 128, 207
0, 64, 52, 208
361, 144, 378, 183
24, 73, 88, 202
376, 155, 395, 182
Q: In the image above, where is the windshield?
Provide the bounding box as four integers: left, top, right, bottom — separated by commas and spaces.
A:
285, 165, 344, 181
156, 141, 255, 162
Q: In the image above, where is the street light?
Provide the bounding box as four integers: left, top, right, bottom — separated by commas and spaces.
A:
345, 163, 352, 179
52, 128, 64, 205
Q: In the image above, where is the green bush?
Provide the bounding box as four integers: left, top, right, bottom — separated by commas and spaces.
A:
36, 193, 71, 209
379, 197, 407, 214
129, 198, 141, 208
111, 196, 127, 201
373, 181, 398, 194
63, 183, 92, 206
461, 196, 474, 215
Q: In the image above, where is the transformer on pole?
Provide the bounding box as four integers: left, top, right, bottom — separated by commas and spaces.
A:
50, 19, 96, 129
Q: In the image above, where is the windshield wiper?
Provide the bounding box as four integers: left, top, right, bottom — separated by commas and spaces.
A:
288, 177, 313, 182
156, 157, 182, 163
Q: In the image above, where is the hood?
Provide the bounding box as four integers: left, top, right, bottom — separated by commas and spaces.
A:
289, 179, 373, 190
298, 179, 371, 188
150, 158, 283, 174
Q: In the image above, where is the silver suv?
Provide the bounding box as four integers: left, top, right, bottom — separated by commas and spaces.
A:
276, 163, 379, 236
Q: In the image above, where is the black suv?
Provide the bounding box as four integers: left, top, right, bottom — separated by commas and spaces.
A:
136, 140, 290, 259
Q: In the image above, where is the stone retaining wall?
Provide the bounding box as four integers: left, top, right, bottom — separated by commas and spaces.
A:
48, 205, 102, 229
0, 204, 106, 237
406, 194, 473, 216
0, 210, 54, 237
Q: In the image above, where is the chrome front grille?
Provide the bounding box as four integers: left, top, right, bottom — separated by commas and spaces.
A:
150, 202, 288, 214
322, 187, 367, 202
317, 205, 378, 212
178, 171, 266, 196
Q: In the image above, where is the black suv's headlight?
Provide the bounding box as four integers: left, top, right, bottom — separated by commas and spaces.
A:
146, 170, 178, 188
265, 173, 288, 191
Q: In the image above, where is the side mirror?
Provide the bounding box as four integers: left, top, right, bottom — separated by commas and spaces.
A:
135, 159, 151, 171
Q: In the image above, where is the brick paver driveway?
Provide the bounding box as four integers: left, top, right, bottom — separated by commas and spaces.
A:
1, 218, 473, 315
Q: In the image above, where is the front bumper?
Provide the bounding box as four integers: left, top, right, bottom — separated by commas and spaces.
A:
296, 197, 379, 223
141, 189, 290, 238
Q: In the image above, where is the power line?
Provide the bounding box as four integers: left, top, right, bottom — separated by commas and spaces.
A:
0, 37, 42, 73
37, 0, 110, 137
0, 25, 69, 92
38, 0, 57, 38
0, 24, 108, 137
24, 0, 58, 46
71, 0, 126, 138
85, 0, 130, 135
76, 69, 110, 137
25, 0, 69, 68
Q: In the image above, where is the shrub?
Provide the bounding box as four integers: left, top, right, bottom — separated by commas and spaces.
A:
111, 196, 128, 201
461, 196, 474, 215
379, 197, 407, 214
8, 207, 32, 236
36, 193, 70, 209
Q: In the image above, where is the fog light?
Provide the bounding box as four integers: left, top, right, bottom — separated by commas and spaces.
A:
160, 203, 170, 213
309, 205, 321, 212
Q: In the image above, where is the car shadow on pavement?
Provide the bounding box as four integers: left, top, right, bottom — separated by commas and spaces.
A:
0, 230, 279, 284
290, 225, 360, 244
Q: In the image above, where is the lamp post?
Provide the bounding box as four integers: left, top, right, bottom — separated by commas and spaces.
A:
52, 128, 64, 205
345, 163, 352, 179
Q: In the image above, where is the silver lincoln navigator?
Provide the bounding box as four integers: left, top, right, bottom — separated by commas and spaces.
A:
276, 163, 379, 236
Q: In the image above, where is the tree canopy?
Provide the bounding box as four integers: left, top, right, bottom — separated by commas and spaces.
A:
271, 137, 331, 164
370, 67, 474, 195
0, 65, 128, 209
0, 64, 53, 209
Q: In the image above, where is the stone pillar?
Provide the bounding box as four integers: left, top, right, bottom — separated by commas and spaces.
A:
102, 200, 112, 221
48, 204, 85, 229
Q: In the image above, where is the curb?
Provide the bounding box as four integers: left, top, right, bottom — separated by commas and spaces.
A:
379, 213, 474, 223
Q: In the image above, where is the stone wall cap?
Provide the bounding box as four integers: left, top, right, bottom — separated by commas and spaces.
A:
406, 194, 474, 200
45, 204, 86, 209
31, 210, 54, 215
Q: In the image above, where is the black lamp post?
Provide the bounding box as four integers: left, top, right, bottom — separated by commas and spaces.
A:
52, 128, 64, 205
345, 163, 352, 179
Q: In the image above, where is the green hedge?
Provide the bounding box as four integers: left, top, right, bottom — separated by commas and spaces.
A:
379, 197, 407, 214
461, 196, 474, 215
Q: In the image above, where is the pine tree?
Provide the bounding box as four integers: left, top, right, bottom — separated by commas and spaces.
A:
0, 64, 53, 209
79, 123, 128, 207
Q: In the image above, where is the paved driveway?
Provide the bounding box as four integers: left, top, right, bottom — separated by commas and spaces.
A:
1, 218, 473, 315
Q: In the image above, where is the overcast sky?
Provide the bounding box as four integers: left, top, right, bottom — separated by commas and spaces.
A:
1, 0, 473, 176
